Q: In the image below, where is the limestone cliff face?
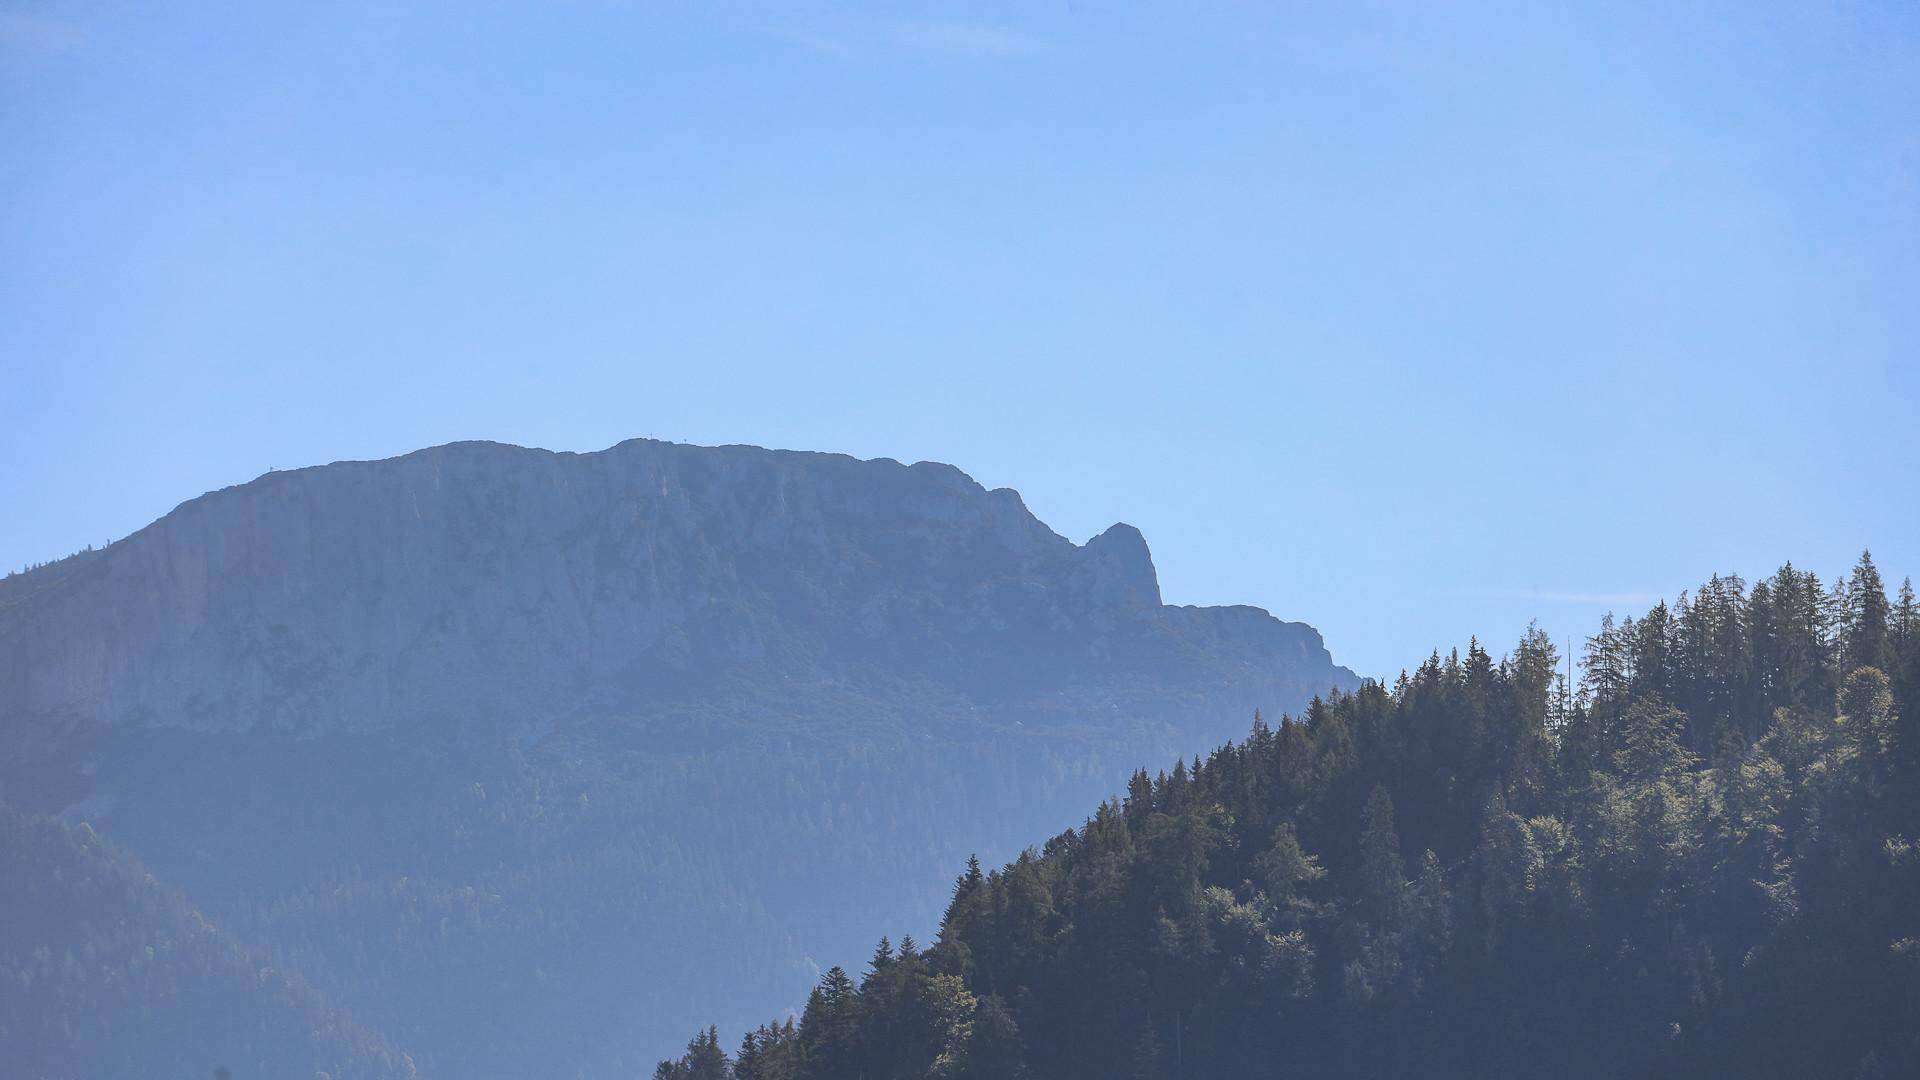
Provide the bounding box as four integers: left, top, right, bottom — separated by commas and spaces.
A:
0, 439, 1353, 748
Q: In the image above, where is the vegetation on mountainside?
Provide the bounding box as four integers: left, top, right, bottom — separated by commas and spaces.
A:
657, 555, 1920, 1079
0, 805, 416, 1080
5, 683, 1211, 1078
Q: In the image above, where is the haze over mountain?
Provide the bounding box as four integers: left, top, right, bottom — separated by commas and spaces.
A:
0, 438, 1356, 1077
0, 805, 417, 1080
3, 439, 1345, 745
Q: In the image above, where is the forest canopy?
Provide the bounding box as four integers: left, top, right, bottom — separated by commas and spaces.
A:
657, 554, 1920, 1080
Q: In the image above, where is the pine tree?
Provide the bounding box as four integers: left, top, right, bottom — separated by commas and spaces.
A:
734, 1030, 761, 1080
963, 995, 1028, 1079
1474, 791, 1532, 949
1253, 822, 1324, 931
797, 967, 858, 1080
1613, 699, 1696, 782
868, 936, 895, 981
1584, 612, 1632, 708
1843, 551, 1893, 673
1358, 785, 1406, 917
1125, 769, 1156, 827
1632, 602, 1676, 703
1892, 578, 1920, 764
1837, 666, 1896, 787
1758, 563, 1835, 710
655, 1026, 730, 1080
687, 1026, 730, 1080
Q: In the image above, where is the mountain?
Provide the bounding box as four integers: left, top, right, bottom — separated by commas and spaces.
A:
0, 439, 1342, 747
0, 804, 416, 1080
0, 438, 1357, 1076
658, 558, 1920, 1080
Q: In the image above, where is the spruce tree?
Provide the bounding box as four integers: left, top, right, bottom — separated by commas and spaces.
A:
1844, 551, 1893, 672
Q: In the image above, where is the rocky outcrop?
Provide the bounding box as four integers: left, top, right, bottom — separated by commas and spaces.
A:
0, 439, 1353, 749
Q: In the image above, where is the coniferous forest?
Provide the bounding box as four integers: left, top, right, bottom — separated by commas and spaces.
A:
657, 555, 1920, 1080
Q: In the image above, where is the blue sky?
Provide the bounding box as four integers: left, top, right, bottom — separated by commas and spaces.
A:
4, 2, 1916, 678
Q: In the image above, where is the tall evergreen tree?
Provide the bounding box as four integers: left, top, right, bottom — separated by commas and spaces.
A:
1844, 552, 1894, 673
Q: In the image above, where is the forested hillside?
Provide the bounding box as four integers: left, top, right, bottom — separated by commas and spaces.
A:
658, 556, 1920, 1079
0, 806, 416, 1080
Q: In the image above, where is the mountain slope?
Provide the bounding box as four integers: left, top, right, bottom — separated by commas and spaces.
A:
0, 804, 417, 1080
0, 439, 1357, 1076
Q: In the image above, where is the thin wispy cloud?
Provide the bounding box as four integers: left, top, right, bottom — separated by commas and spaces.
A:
766, 24, 858, 60
761, 15, 1052, 62
886, 18, 1049, 59
1472, 587, 1668, 608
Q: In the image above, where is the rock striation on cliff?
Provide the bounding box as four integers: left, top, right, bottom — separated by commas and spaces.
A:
1, 438, 1351, 749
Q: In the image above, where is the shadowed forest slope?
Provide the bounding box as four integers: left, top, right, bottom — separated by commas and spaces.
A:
657, 556, 1920, 1080
0, 806, 416, 1080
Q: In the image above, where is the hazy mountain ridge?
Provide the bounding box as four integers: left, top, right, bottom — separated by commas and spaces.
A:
1, 439, 1349, 750
0, 439, 1356, 1076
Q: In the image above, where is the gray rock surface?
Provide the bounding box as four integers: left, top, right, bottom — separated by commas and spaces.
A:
0, 439, 1353, 751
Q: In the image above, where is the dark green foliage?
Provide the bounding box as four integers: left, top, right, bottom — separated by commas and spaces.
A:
654, 1027, 731, 1080
732, 1019, 800, 1080
670, 556, 1920, 1078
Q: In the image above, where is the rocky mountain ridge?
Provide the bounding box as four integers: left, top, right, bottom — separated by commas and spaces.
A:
1, 439, 1350, 750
